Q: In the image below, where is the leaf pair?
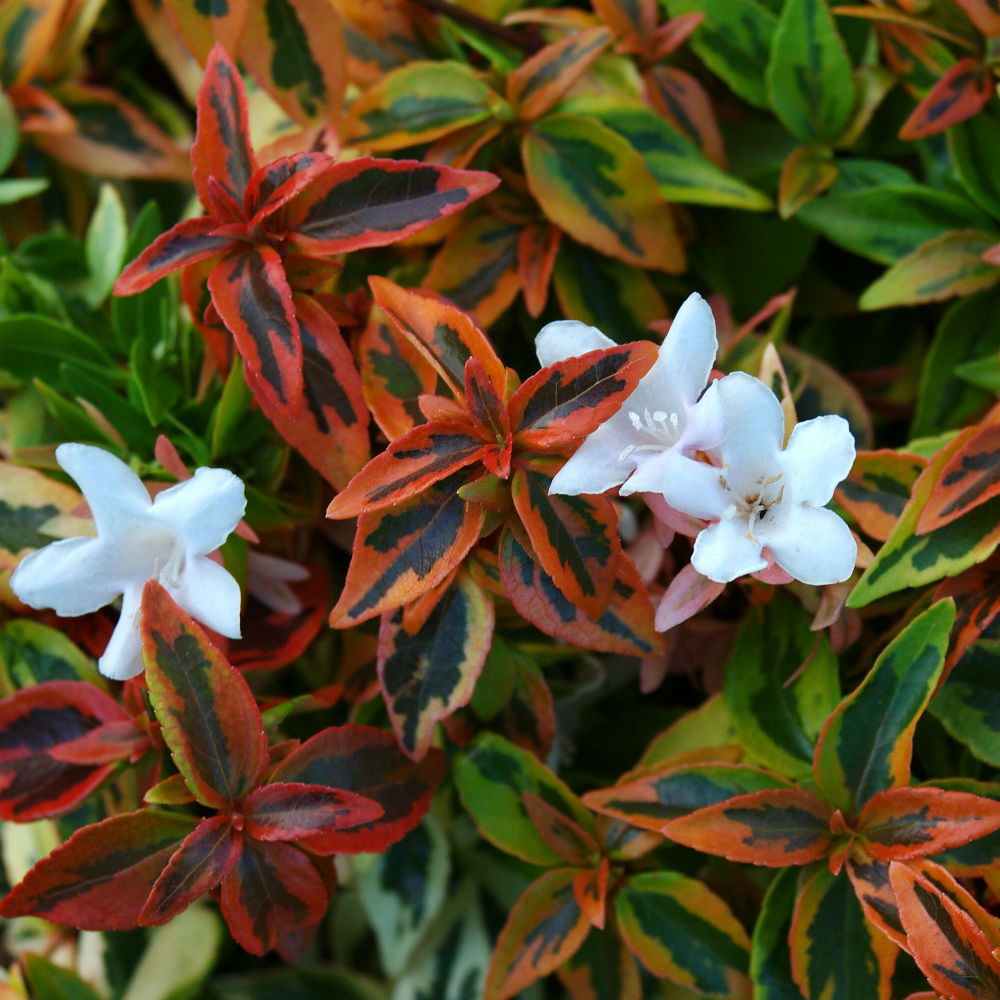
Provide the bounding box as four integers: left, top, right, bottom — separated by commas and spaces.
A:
1, 582, 446, 956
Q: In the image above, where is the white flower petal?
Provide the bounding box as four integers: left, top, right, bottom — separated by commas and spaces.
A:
549, 412, 638, 494
714, 372, 785, 492
535, 320, 615, 367
152, 466, 246, 555
169, 556, 242, 638
681, 378, 727, 452
56, 443, 151, 533
11, 537, 121, 616
781, 415, 856, 506
656, 293, 718, 407
99, 588, 145, 680
691, 518, 768, 582
760, 504, 858, 585
620, 449, 672, 496
660, 453, 731, 521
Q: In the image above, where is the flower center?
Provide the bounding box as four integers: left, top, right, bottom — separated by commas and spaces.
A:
720, 472, 785, 543
618, 408, 681, 464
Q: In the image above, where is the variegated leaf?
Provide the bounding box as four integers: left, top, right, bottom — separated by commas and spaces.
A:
141, 581, 268, 810
900, 59, 994, 141
518, 223, 561, 317
484, 868, 591, 1000
114, 218, 231, 296
162, 0, 245, 63
835, 449, 926, 543
813, 599, 955, 814
0, 810, 198, 929
917, 423, 1000, 534
615, 870, 751, 997
377, 573, 494, 760
523, 791, 600, 867
242, 781, 384, 839
559, 928, 642, 1000
328, 472, 486, 627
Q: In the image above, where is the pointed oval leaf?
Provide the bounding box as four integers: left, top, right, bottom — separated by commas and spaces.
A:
191, 45, 257, 208
615, 870, 751, 997
499, 525, 661, 657
241, 0, 347, 124
662, 788, 832, 866
789, 867, 895, 1000
220, 838, 327, 956
377, 572, 494, 760
271, 725, 447, 854
455, 732, 595, 867
843, 853, 907, 948
0, 810, 198, 929
900, 59, 994, 141
510, 341, 658, 451
141, 581, 268, 810
573, 859, 608, 930
813, 599, 955, 814
559, 927, 642, 1000
243, 781, 384, 840
511, 466, 621, 619
327, 422, 488, 518
523, 791, 600, 867
328, 473, 486, 627
507, 28, 613, 121
518, 222, 561, 317
346, 61, 496, 150
778, 144, 838, 219
751, 866, 801, 1000
859, 230, 1000, 311
835, 449, 926, 543
583, 762, 793, 833
522, 114, 685, 272
162, 0, 245, 62
0, 680, 127, 820
114, 218, 231, 296
859, 787, 1000, 860
484, 868, 591, 1000
139, 813, 242, 926
890, 861, 1000, 1000
282, 158, 500, 255
369, 275, 505, 398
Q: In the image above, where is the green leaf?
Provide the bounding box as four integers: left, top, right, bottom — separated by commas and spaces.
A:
913, 288, 1000, 438
765, 0, 855, 142
0, 90, 19, 174
724, 591, 840, 781
455, 732, 595, 867
563, 96, 772, 210
25, 953, 103, 1000
614, 871, 751, 996
788, 868, 895, 1000
0, 177, 47, 203
664, 0, 777, 108
81, 182, 127, 307
0, 619, 101, 689
859, 230, 1000, 310
798, 183, 994, 266
849, 434, 1000, 606
929, 641, 1000, 768
950, 106, 1000, 221
522, 114, 685, 272
813, 599, 955, 814
751, 868, 801, 1000
358, 816, 451, 976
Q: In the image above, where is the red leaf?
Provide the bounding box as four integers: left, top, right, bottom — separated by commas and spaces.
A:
518, 223, 561, 317
899, 58, 994, 141
935, 553, 1000, 675
917, 423, 1000, 534
141, 581, 268, 810
139, 814, 242, 926
220, 839, 328, 955
511, 465, 622, 619
522, 790, 600, 866
282, 158, 500, 255
327, 422, 488, 518
890, 861, 1000, 1000
0, 681, 128, 821
952, 0, 1000, 35
249, 293, 370, 491
114, 217, 231, 296
844, 853, 908, 949
242, 781, 383, 840
208, 244, 304, 414
573, 858, 609, 930
328, 472, 486, 626
244, 153, 334, 225
270, 725, 447, 854
662, 789, 833, 865
191, 44, 257, 211
0, 810, 197, 929
499, 525, 661, 657
859, 787, 1000, 860
369, 275, 506, 398
49, 719, 149, 766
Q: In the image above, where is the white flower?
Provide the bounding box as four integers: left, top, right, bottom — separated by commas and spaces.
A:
11, 443, 246, 680
537, 293, 725, 497
660, 371, 857, 585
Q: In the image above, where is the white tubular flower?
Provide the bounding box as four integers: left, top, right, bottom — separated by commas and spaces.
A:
661, 371, 858, 585
536, 293, 725, 497
11, 443, 246, 680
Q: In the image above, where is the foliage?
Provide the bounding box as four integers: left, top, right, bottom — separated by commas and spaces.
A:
4, 0, 1000, 998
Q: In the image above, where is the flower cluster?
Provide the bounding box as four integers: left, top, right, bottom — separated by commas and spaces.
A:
539, 293, 858, 605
